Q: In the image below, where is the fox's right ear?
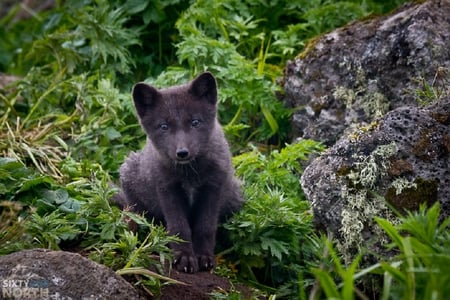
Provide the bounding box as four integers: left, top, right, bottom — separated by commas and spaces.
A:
132, 83, 159, 119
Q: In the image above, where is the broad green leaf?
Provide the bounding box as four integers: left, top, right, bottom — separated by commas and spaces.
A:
43, 189, 70, 205
18, 175, 53, 193
105, 127, 122, 141
125, 0, 149, 14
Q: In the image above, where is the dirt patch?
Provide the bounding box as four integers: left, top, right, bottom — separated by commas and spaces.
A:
158, 270, 255, 300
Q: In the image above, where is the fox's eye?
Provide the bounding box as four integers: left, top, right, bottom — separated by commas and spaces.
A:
159, 123, 169, 131
191, 119, 201, 127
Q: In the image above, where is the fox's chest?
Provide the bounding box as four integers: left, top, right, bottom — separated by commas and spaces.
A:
174, 166, 202, 207
181, 183, 197, 207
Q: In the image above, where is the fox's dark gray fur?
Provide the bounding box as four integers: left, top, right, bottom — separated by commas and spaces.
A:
114, 72, 243, 273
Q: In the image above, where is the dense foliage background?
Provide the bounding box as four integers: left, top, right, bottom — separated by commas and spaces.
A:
2, 0, 448, 299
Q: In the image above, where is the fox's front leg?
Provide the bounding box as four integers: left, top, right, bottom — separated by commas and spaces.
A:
158, 185, 198, 273
191, 184, 221, 271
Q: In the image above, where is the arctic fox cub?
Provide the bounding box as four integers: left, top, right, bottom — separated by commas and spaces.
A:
114, 72, 243, 273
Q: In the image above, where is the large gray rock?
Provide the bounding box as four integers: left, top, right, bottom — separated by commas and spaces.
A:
0, 249, 142, 299
284, 0, 450, 146
301, 97, 449, 262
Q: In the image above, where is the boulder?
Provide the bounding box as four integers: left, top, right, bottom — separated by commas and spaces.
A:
0, 249, 143, 299
284, 0, 450, 263
300, 96, 449, 262
283, 0, 450, 146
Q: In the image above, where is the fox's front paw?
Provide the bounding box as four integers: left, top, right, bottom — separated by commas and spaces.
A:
174, 252, 199, 273
197, 254, 216, 271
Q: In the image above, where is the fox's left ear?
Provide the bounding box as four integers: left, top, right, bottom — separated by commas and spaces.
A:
189, 72, 217, 105
132, 83, 160, 120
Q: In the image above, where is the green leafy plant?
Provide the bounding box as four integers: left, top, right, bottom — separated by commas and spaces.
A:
0, 2, 144, 179
415, 66, 449, 106
165, 0, 293, 144
375, 203, 450, 300
0, 200, 27, 255
310, 237, 366, 300
0, 156, 178, 296
311, 203, 450, 300
149, 0, 410, 145
88, 209, 182, 298
221, 140, 324, 297
4, 0, 140, 76
25, 210, 80, 250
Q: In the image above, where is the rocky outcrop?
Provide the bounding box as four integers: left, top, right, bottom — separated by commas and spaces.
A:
300, 96, 449, 262
0, 249, 143, 299
284, 0, 450, 146
285, 0, 450, 263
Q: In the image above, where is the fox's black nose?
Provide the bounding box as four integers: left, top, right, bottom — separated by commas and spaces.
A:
176, 148, 190, 160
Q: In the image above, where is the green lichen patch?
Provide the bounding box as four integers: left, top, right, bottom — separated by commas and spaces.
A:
333, 65, 390, 122
337, 142, 398, 264
385, 177, 438, 214
347, 120, 381, 142
334, 86, 356, 108
361, 91, 390, 118
389, 177, 418, 195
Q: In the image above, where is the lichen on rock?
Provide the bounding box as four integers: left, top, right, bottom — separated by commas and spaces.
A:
385, 177, 439, 214
337, 142, 399, 263
301, 96, 449, 263
291, 0, 450, 264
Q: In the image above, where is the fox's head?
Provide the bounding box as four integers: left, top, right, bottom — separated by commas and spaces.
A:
132, 72, 218, 164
